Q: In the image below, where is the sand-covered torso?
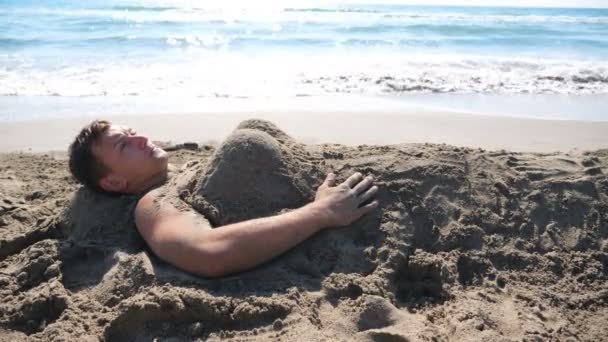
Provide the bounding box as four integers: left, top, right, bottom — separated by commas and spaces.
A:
152, 119, 325, 228
1, 120, 608, 341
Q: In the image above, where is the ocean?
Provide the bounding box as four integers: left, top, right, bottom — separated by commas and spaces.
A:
1, 0, 607, 120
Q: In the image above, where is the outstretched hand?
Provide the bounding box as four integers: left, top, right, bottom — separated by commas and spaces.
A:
313, 172, 379, 228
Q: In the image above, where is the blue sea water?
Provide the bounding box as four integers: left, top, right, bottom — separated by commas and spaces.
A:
1, 0, 607, 120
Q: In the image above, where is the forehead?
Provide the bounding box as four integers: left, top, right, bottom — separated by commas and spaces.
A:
106, 125, 132, 136
93, 125, 132, 152
101, 125, 133, 141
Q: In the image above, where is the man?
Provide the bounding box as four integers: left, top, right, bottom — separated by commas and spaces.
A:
68, 119, 379, 278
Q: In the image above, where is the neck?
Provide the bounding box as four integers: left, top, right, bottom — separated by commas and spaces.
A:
129, 168, 169, 195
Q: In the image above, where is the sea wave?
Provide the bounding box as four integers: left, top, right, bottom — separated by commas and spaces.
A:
284, 7, 608, 24
0, 38, 44, 48
2, 2, 606, 99
382, 13, 608, 24
4, 7, 607, 25
108, 5, 180, 12
3, 33, 604, 52
284, 7, 381, 14
1, 55, 606, 97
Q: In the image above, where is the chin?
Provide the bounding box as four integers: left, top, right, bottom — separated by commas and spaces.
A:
158, 154, 170, 168
158, 151, 169, 162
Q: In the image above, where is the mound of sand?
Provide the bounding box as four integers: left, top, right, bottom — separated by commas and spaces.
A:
1, 120, 607, 341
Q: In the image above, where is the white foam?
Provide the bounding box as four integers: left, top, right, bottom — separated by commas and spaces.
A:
1, 52, 607, 98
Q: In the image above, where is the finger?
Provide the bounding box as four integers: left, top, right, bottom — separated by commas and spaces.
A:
357, 200, 379, 216
359, 185, 378, 203
343, 172, 363, 188
353, 175, 374, 194
322, 173, 336, 188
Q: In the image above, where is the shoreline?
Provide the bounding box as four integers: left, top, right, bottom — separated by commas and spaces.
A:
1, 110, 608, 153
2, 93, 608, 122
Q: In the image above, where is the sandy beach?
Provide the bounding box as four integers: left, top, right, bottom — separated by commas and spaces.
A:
3, 0, 608, 339
0, 113, 607, 341
2, 110, 608, 153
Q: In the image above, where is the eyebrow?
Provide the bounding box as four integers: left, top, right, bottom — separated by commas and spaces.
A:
112, 135, 123, 150
111, 128, 137, 150
112, 130, 128, 150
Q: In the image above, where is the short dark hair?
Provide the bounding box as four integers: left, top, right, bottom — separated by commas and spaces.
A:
68, 120, 112, 193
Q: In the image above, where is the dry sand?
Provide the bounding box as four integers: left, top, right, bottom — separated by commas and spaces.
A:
0, 116, 607, 341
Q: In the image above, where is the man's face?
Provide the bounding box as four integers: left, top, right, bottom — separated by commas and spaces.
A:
92, 125, 168, 193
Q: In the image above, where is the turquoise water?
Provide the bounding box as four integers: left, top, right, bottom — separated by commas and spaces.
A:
1, 1, 607, 120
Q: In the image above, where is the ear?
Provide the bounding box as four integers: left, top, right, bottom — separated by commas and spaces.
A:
99, 175, 127, 193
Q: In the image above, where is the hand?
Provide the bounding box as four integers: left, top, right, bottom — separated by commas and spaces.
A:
312, 172, 379, 228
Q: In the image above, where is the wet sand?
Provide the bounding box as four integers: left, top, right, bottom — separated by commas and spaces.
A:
2, 110, 608, 153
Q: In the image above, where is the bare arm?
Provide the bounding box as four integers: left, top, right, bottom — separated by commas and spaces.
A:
135, 172, 378, 277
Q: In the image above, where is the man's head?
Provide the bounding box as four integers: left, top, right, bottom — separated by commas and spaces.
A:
68, 120, 169, 194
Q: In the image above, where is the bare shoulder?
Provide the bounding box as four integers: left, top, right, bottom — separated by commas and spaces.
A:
134, 188, 181, 239
134, 188, 215, 276
135, 188, 212, 240
135, 189, 168, 225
